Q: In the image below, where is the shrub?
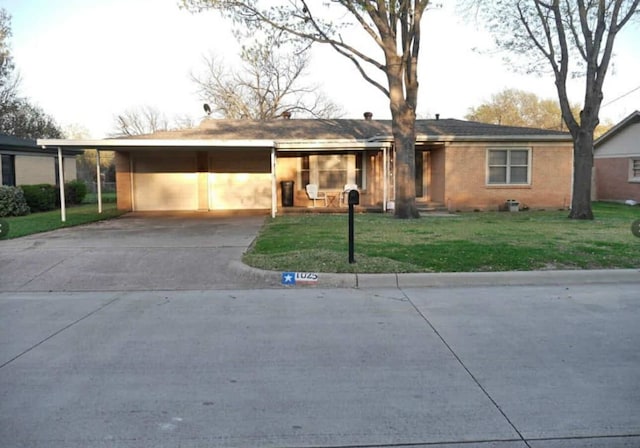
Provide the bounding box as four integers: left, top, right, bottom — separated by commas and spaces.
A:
0, 185, 31, 217
64, 180, 88, 205
20, 184, 57, 212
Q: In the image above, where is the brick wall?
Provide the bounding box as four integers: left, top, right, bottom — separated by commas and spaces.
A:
443, 143, 573, 211
595, 158, 640, 201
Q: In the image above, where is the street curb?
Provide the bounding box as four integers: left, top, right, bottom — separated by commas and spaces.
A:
231, 261, 640, 289
397, 269, 640, 288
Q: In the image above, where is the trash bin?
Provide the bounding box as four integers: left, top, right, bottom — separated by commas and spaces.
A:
281, 180, 294, 207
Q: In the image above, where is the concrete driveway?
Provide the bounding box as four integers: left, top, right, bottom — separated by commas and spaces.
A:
0, 213, 268, 292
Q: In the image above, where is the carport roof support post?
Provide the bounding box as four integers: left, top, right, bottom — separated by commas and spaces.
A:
57, 146, 66, 222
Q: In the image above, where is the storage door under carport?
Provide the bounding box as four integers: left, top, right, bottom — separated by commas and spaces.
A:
132, 151, 198, 211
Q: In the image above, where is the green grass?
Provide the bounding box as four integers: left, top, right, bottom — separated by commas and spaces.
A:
244, 202, 640, 273
1, 203, 126, 239
83, 192, 117, 204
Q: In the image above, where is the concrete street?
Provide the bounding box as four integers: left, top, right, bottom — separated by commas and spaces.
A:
2, 284, 639, 448
1, 214, 639, 447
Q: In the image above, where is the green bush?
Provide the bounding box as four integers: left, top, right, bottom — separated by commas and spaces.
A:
20, 184, 57, 212
0, 186, 31, 217
64, 180, 88, 205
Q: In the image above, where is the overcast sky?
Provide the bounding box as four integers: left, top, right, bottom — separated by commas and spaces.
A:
4, 0, 640, 138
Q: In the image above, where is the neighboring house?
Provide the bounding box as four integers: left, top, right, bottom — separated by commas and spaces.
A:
38, 115, 574, 215
594, 110, 640, 202
0, 134, 81, 187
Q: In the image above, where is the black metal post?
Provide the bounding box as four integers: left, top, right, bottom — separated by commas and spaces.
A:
348, 203, 355, 263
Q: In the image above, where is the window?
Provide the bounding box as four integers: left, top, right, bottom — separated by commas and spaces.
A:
631, 159, 640, 182
487, 149, 530, 185
1, 154, 16, 186
299, 154, 364, 190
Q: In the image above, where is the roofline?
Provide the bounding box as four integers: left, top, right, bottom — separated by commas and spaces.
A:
0, 146, 83, 156
594, 110, 640, 147
275, 140, 391, 151
415, 135, 573, 143
365, 134, 572, 143
37, 138, 276, 149
37, 134, 573, 150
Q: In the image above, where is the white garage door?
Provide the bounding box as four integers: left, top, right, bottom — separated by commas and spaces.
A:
208, 150, 272, 210
132, 152, 198, 211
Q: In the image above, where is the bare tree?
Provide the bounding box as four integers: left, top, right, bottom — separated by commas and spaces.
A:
182, 1, 434, 218
111, 106, 172, 136
112, 105, 199, 136
469, 0, 640, 219
192, 37, 343, 119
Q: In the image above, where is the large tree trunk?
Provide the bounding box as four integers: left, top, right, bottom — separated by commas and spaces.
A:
568, 129, 594, 220
392, 105, 420, 219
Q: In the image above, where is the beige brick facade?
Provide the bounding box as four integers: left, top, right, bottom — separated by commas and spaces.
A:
442, 143, 573, 211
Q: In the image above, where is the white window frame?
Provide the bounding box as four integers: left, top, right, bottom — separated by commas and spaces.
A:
298, 153, 366, 190
629, 158, 640, 183
486, 148, 532, 186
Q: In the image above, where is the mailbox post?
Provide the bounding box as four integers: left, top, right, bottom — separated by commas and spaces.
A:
348, 189, 359, 264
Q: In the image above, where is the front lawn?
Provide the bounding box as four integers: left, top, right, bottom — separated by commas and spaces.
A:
244, 202, 640, 273
1, 203, 126, 239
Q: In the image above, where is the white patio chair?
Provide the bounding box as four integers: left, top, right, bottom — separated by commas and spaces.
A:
340, 184, 358, 206
305, 183, 327, 207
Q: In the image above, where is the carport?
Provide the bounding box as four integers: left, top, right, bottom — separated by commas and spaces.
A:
38, 139, 276, 219
37, 138, 392, 220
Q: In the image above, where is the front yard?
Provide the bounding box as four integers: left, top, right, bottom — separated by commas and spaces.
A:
1, 203, 126, 239
244, 202, 640, 273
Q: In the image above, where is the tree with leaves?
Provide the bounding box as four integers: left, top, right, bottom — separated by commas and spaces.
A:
192, 35, 343, 119
0, 8, 18, 106
470, 0, 640, 220
466, 88, 582, 131
182, 0, 433, 218
0, 100, 64, 138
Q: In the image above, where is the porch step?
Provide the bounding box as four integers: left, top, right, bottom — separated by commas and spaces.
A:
416, 202, 448, 213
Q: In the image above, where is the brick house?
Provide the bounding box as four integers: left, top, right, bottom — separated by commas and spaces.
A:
594, 110, 640, 202
1, 134, 80, 187
38, 116, 574, 215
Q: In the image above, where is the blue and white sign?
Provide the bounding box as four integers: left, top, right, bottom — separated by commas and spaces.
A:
281, 272, 319, 285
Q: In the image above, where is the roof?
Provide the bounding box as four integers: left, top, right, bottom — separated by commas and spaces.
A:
0, 133, 39, 149
135, 117, 572, 142
37, 117, 573, 150
594, 110, 640, 148
1, 133, 84, 156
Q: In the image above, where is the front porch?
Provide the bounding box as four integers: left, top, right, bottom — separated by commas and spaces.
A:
277, 200, 447, 215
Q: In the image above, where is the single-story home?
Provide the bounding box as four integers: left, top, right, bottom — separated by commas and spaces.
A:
1, 133, 80, 186
38, 115, 574, 215
594, 110, 640, 202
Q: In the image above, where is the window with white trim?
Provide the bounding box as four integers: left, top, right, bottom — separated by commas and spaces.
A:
630, 158, 640, 182
487, 149, 530, 185
299, 154, 365, 190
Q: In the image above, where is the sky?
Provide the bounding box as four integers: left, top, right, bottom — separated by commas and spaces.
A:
3, 0, 640, 139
